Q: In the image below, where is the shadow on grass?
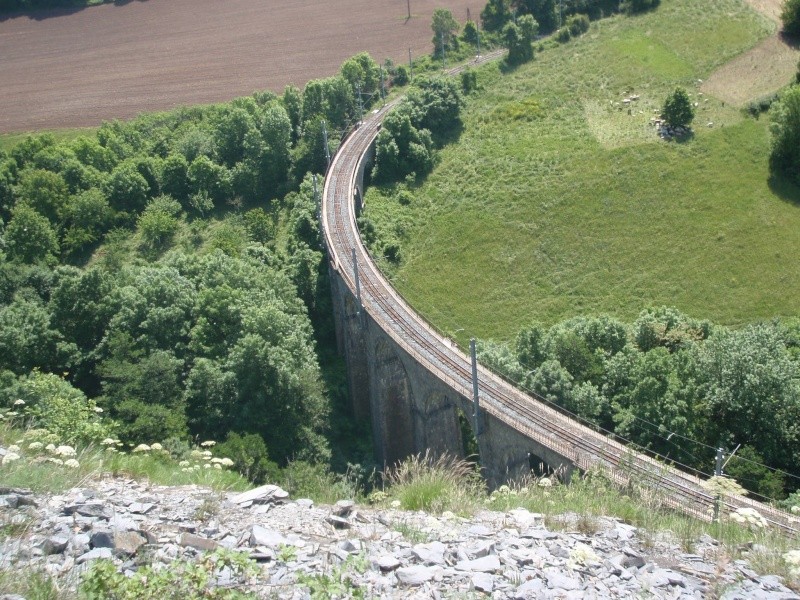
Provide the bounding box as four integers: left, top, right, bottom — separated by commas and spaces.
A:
778, 31, 800, 51
768, 172, 800, 205
432, 120, 465, 147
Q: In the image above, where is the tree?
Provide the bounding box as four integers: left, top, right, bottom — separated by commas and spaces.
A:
4, 204, 59, 264
431, 8, 460, 54
137, 195, 182, 252
621, 0, 660, 14
462, 20, 480, 47
662, 88, 695, 128
516, 0, 557, 33
769, 84, 800, 184
105, 160, 151, 213
781, 0, 800, 36
15, 168, 69, 224
503, 15, 538, 65
481, 0, 513, 32
62, 188, 114, 257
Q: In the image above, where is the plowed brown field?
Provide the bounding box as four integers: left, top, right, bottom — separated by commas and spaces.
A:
0, 0, 478, 132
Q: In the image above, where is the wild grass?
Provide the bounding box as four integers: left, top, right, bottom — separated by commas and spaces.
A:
382, 451, 484, 514
363, 0, 795, 342
0, 568, 69, 600
0, 424, 248, 493
0, 127, 95, 153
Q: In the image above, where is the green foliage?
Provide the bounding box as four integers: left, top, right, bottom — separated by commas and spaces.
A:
517, 0, 558, 33
216, 431, 279, 484
105, 161, 150, 214
481, 0, 513, 32
566, 13, 590, 36
769, 84, 800, 184
7, 371, 109, 444
15, 169, 69, 224
622, 0, 660, 15
384, 451, 484, 514
503, 15, 539, 65
279, 460, 360, 504
137, 195, 182, 252
80, 549, 259, 600
4, 204, 59, 265
662, 87, 695, 128
0, 298, 77, 374
782, 0, 800, 36
298, 554, 367, 600
431, 8, 460, 54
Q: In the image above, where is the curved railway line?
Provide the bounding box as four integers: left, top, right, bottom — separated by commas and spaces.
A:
321, 57, 800, 537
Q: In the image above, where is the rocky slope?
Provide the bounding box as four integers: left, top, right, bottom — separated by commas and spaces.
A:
1, 477, 799, 599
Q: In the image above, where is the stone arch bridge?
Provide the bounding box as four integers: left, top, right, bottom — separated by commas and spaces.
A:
320, 97, 799, 535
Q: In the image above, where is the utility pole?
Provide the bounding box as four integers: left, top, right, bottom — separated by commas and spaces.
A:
713, 447, 724, 523
379, 65, 386, 106
352, 247, 363, 315
470, 338, 481, 436
559, 0, 563, 29
321, 120, 331, 171
477, 20, 481, 56
406, 0, 411, 19
356, 83, 364, 123
313, 174, 324, 250
440, 30, 446, 70
408, 48, 413, 82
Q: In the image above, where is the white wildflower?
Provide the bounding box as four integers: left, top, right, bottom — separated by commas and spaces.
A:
190, 449, 204, 458
497, 485, 511, 495
93, 407, 103, 413
200, 441, 216, 447
7, 445, 20, 453
219, 458, 234, 467
5, 411, 18, 417
47, 458, 64, 465
730, 507, 767, 529
210, 457, 223, 464
64, 459, 80, 469
538, 477, 553, 487
390, 500, 401, 509
203, 463, 211, 469
791, 506, 799, 515
45, 443, 56, 452
569, 543, 600, 568
202, 450, 212, 458
1, 452, 21, 465
132, 444, 151, 453
193, 465, 201, 471
55, 445, 76, 457
150, 443, 163, 451
101, 438, 116, 446
519, 487, 529, 495
13, 399, 25, 406
213, 463, 222, 470
784, 549, 800, 578
27, 442, 43, 451
179, 460, 190, 467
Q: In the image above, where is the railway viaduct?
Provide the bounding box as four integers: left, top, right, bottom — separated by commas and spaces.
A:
321, 93, 799, 533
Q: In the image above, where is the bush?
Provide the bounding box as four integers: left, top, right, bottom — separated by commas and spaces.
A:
662, 87, 695, 128
393, 64, 409, 86
555, 27, 572, 42
782, 0, 800, 36
769, 84, 800, 184
215, 432, 279, 484
566, 13, 590, 36
622, 0, 660, 14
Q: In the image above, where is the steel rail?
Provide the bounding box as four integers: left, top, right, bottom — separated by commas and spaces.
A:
320, 60, 800, 537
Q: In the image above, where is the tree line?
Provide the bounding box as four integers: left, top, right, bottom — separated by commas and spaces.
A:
0, 52, 398, 478
478, 307, 800, 501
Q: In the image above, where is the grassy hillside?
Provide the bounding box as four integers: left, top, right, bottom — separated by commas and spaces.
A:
363, 0, 800, 342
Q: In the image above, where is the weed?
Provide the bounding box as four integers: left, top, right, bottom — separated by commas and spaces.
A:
393, 522, 431, 544
297, 554, 367, 599
194, 496, 220, 522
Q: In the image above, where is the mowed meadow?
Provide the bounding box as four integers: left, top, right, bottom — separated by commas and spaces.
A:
364, 0, 800, 342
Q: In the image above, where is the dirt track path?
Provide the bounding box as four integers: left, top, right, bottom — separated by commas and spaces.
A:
701, 0, 798, 106
0, 0, 477, 132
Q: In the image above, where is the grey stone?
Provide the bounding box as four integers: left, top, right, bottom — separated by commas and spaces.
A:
90, 530, 114, 549
42, 535, 69, 555
455, 555, 501, 573
396, 565, 441, 586
76, 548, 113, 564
114, 531, 146, 556
325, 515, 350, 529
472, 572, 494, 593
229, 485, 288, 506
63, 503, 113, 520
178, 532, 218, 551
333, 500, 355, 516
249, 525, 290, 548
377, 555, 401, 572
128, 502, 154, 514
412, 541, 446, 565
546, 570, 580, 591
0, 495, 18, 509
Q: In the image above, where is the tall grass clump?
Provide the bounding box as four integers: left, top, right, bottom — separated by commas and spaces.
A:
383, 451, 484, 514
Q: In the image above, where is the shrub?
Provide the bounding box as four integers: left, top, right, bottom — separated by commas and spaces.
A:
383, 451, 484, 514
782, 0, 800, 37
662, 87, 695, 128
215, 432, 279, 484
769, 84, 800, 184
138, 195, 182, 251
555, 27, 572, 42
566, 13, 590, 36
622, 0, 660, 15
393, 64, 410, 86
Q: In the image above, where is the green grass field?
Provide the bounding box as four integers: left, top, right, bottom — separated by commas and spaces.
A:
0, 127, 95, 153
364, 0, 800, 343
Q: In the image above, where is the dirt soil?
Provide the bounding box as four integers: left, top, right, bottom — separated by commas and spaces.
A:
0, 0, 478, 133
701, 0, 799, 107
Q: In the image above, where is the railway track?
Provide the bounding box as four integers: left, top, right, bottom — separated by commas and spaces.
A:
320, 58, 800, 537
